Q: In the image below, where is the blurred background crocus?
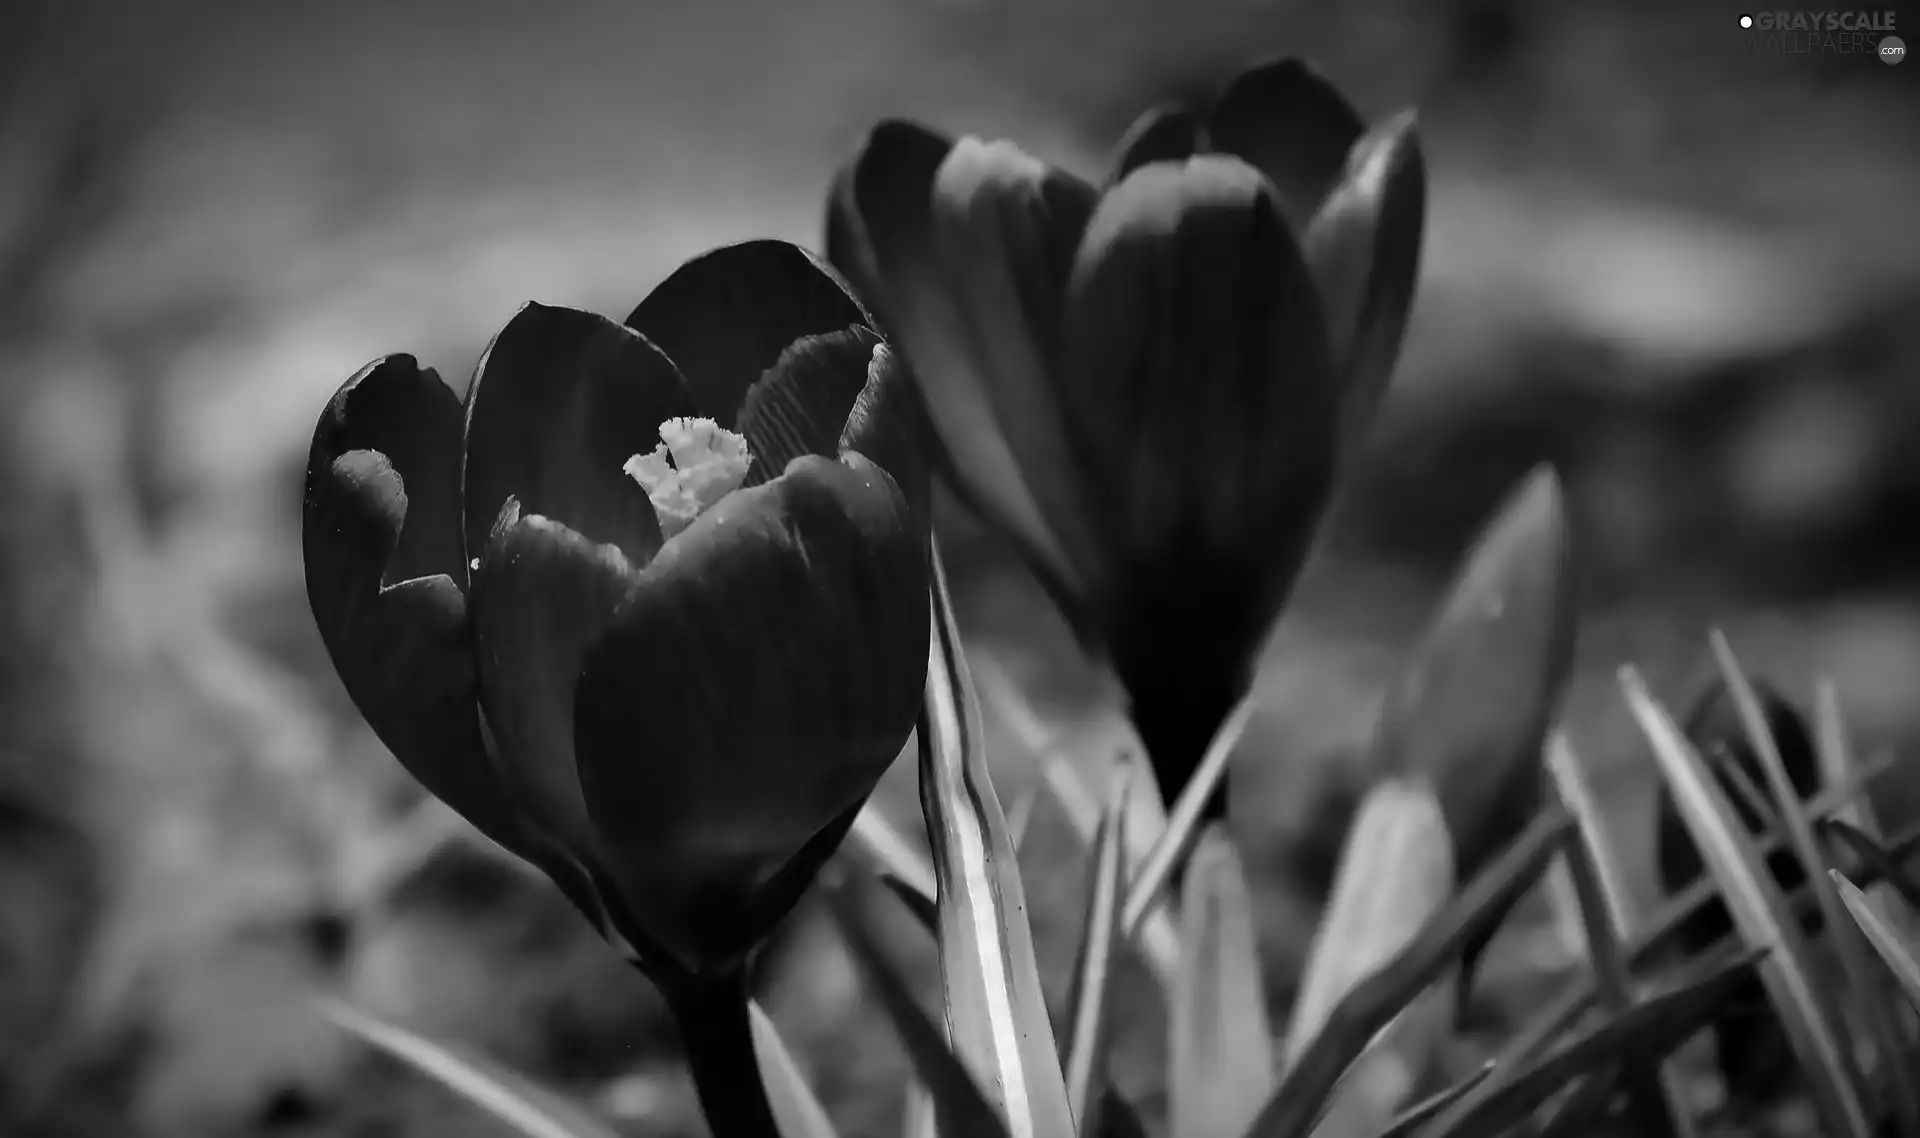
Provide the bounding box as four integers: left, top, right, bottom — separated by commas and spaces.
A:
301, 240, 931, 1007
826, 56, 1425, 817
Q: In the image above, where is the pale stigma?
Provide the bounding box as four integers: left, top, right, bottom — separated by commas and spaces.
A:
623, 417, 753, 539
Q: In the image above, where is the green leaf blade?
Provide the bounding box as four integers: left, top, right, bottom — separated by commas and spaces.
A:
920, 543, 1075, 1138
1431, 950, 1764, 1138
1280, 777, 1455, 1138
823, 871, 1010, 1138
749, 1003, 842, 1138
1248, 806, 1572, 1138
1062, 770, 1131, 1135
1835, 869, 1920, 1013
317, 998, 621, 1138
1171, 828, 1274, 1138
1622, 666, 1873, 1138
1542, 732, 1693, 1138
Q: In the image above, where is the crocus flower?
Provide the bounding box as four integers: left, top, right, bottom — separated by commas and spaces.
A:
826, 56, 1425, 815
302, 239, 929, 985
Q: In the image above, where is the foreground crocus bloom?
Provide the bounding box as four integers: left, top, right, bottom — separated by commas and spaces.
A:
827, 56, 1425, 814
302, 239, 929, 985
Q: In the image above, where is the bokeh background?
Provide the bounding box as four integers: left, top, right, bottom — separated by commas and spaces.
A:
2, 0, 1917, 1133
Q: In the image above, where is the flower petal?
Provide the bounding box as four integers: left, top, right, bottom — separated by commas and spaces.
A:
737, 327, 880, 488
839, 119, 1094, 611
1207, 56, 1365, 232
1108, 104, 1202, 185
1303, 111, 1425, 447
625, 239, 871, 426
926, 139, 1112, 590
1057, 156, 1340, 807
303, 356, 520, 843
572, 453, 928, 976
460, 303, 694, 571
825, 155, 936, 529
838, 341, 934, 530
471, 497, 640, 861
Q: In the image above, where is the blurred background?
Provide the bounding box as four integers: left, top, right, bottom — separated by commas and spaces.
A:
1, 0, 1917, 1133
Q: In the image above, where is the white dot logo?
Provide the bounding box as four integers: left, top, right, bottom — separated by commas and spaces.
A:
1883, 35, 1908, 64
1738, 13, 1753, 27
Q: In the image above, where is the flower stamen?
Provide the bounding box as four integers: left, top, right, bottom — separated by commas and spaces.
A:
624, 417, 753, 539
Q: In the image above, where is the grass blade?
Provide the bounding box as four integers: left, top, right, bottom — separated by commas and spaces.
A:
1815, 680, 1920, 953
1430, 949, 1764, 1138
1062, 770, 1130, 1135
1813, 681, 1877, 835
1542, 732, 1692, 1138
1374, 1063, 1492, 1138
972, 649, 1181, 993
848, 806, 939, 929
1032, 747, 1180, 992
1824, 818, 1920, 910
1622, 666, 1873, 1138
971, 648, 1170, 861
1835, 870, 1920, 1012
749, 1003, 842, 1138
1247, 806, 1573, 1138
1450, 798, 1916, 1135
920, 542, 1075, 1138
1531, 1067, 1618, 1138
1171, 828, 1275, 1138
823, 872, 1009, 1138
1121, 694, 1259, 937
1633, 746, 1898, 969
1709, 634, 1913, 1129
317, 998, 620, 1138
1007, 788, 1039, 852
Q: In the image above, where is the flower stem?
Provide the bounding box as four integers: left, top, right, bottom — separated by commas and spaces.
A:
665, 971, 781, 1138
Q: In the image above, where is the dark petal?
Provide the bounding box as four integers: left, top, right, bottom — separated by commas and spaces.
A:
844, 119, 1091, 609
925, 138, 1110, 596
303, 356, 520, 845
573, 453, 928, 977
1060, 158, 1338, 633
1057, 157, 1341, 810
737, 327, 881, 489
838, 341, 934, 531
1207, 56, 1366, 233
735, 799, 865, 961
830, 121, 955, 314
1107, 105, 1202, 186
474, 716, 612, 934
625, 239, 871, 426
460, 303, 692, 570
1303, 112, 1425, 449
930, 138, 1096, 396
471, 497, 640, 861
